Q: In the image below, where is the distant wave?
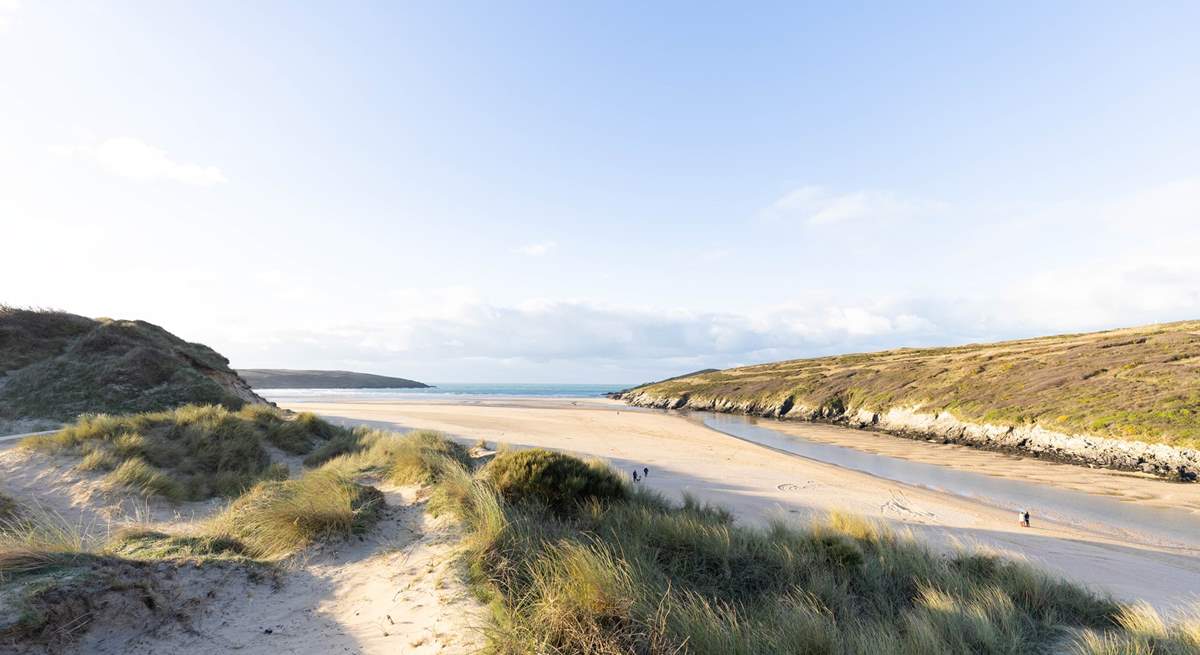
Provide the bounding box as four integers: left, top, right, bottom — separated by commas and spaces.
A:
260, 383, 629, 402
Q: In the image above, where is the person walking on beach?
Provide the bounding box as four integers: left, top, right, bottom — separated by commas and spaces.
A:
1018, 509, 1026, 527
1023, 510, 1031, 528
643, 467, 649, 478
632, 470, 640, 483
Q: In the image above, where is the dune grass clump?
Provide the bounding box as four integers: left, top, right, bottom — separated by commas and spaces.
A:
107, 528, 252, 562
312, 428, 471, 485
427, 452, 1146, 654
21, 404, 345, 500
209, 470, 383, 560
0, 505, 93, 579
1070, 603, 1200, 654
481, 448, 627, 516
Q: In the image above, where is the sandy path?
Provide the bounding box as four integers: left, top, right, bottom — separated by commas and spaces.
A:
287, 399, 1200, 614
86, 486, 484, 655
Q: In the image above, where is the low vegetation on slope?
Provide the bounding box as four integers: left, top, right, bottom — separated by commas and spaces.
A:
433, 449, 1199, 655
0, 428, 470, 646
22, 404, 350, 500
306, 426, 472, 482
0, 468, 384, 646
0, 306, 266, 424
622, 320, 1200, 449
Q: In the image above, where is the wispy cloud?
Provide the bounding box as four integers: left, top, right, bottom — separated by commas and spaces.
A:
514, 241, 556, 256
51, 136, 227, 186
762, 185, 943, 226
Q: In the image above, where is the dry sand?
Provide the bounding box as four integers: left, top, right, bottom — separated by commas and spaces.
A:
286, 397, 1200, 615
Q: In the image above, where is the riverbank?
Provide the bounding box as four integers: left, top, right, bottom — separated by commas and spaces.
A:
615, 320, 1200, 480
281, 397, 1200, 613
619, 388, 1200, 480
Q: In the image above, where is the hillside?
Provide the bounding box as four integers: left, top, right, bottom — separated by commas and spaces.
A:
619, 320, 1200, 478
237, 369, 429, 389
0, 307, 265, 423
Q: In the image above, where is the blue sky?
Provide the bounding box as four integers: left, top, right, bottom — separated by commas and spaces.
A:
3, 1, 1199, 383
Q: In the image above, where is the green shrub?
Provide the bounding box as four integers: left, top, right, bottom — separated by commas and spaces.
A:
482, 449, 627, 515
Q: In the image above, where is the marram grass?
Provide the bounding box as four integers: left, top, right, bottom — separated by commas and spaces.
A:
428, 448, 1200, 655
22, 404, 347, 500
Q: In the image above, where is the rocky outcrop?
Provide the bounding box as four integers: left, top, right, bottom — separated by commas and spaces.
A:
619, 390, 1200, 480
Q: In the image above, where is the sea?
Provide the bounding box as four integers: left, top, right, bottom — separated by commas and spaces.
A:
259, 383, 631, 403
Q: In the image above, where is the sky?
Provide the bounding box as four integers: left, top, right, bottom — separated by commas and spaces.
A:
2, 1, 1199, 383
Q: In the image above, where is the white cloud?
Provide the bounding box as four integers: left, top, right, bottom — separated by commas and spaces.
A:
51, 137, 227, 186
225, 295, 946, 379
762, 185, 944, 226
514, 241, 556, 256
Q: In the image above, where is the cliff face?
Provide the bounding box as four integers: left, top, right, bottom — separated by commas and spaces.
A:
619, 320, 1200, 480
0, 307, 267, 421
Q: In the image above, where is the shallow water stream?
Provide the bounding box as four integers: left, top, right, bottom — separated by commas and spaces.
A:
694, 412, 1200, 550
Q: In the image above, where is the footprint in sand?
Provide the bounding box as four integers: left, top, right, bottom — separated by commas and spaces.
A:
777, 482, 817, 493
879, 489, 936, 522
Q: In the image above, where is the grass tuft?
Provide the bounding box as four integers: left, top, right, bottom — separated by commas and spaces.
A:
208, 470, 383, 560
106, 457, 185, 500
0, 504, 93, 578
314, 428, 471, 485
21, 404, 347, 500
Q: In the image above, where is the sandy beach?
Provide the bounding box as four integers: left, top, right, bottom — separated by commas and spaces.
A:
283, 396, 1200, 614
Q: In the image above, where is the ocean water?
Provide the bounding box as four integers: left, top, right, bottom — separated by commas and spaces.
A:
259, 382, 629, 403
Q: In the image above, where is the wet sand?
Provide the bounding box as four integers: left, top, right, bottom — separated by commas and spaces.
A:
281, 397, 1200, 613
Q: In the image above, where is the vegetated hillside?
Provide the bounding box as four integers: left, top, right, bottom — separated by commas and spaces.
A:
0, 306, 265, 422
620, 320, 1200, 457
237, 368, 429, 389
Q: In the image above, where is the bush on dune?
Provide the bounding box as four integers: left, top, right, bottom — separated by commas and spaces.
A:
21, 404, 345, 500
427, 450, 1187, 655
481, 448, 627, 515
